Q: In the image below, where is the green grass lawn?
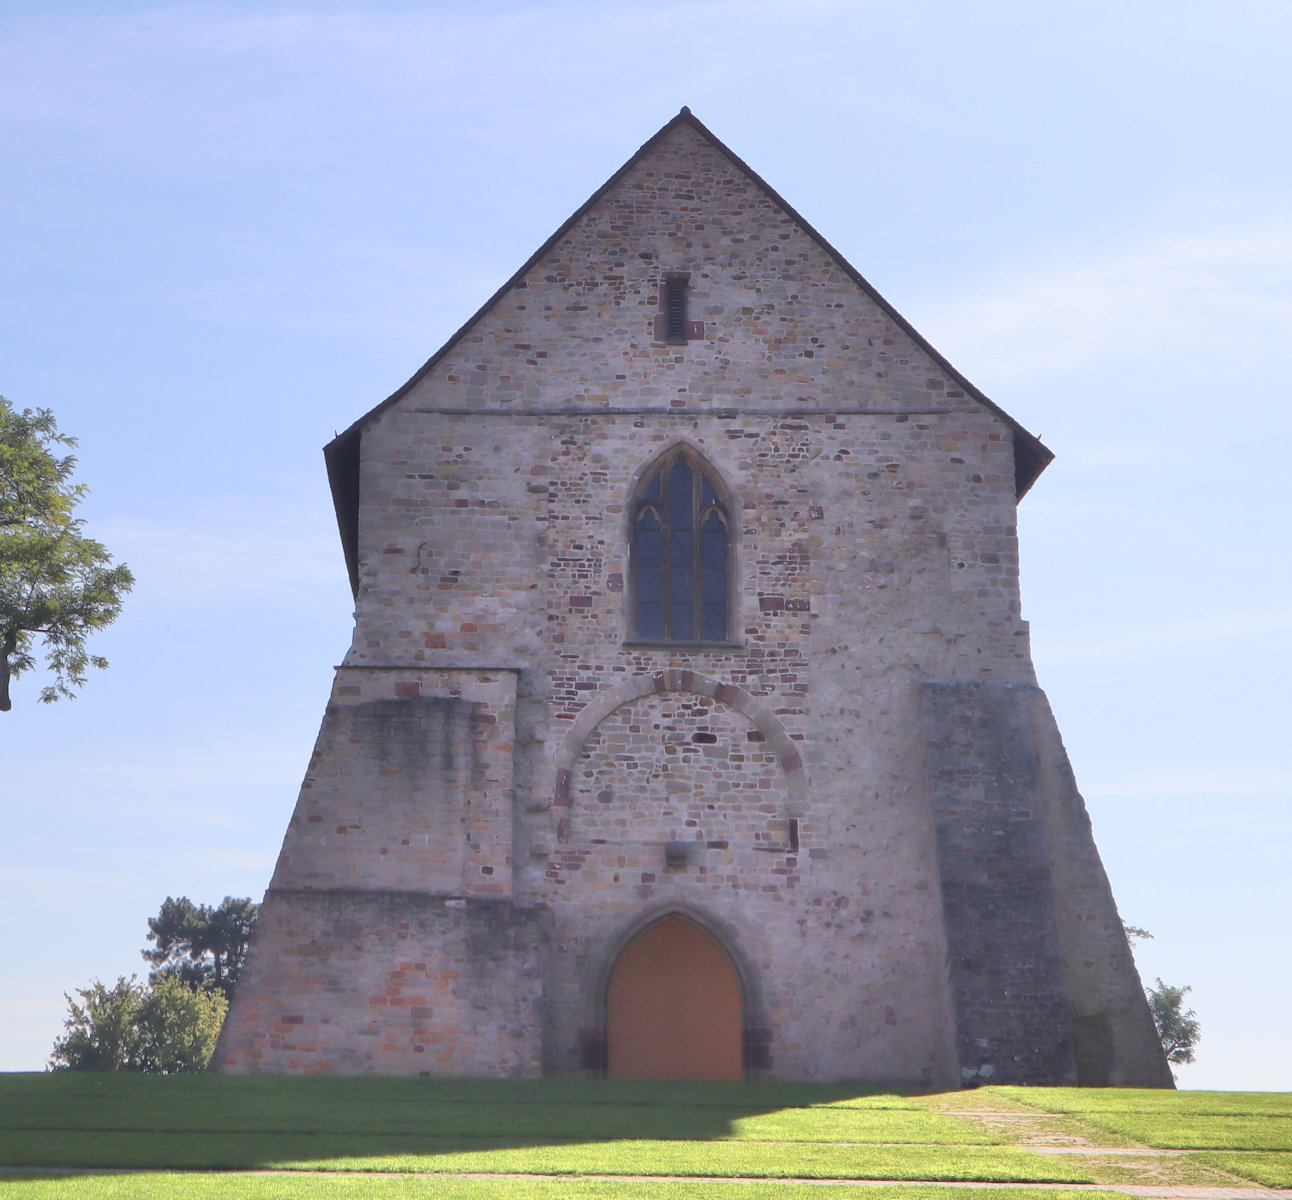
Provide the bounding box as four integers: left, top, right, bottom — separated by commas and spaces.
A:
993, 1086, 1292, 1115
1064, 1114, 1292, 1151
0, 1182, 1130, 1200
0, 1130, 1091, 1180
991, 1084, 1292, 1149
0, 1082, 994, 1144
1, 1074, 1289, 1198
0, 1074, 1070, 1181
1192, 1151, 1292, 1188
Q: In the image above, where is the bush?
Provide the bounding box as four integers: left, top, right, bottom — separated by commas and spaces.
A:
50, 974, 227, 1073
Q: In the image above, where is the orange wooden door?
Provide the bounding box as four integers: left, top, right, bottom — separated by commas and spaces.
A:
606, 915, 743, 1081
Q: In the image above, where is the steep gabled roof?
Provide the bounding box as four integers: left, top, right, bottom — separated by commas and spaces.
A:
325, 108, 1052, 596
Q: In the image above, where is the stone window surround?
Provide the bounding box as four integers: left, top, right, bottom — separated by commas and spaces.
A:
584, 902, 773, 1075
627, 442, 735, 646
654, 270, 704, 343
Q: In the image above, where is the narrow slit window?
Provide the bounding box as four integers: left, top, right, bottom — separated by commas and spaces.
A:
665, 277, 689, 343
630, 449, 730, 643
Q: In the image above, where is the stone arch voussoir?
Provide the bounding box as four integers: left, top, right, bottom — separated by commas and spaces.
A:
593, 900, 766, 1035
551, 670, 806, 810
624, 436, 738, 515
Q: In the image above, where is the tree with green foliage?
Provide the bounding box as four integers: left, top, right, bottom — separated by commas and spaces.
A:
48, 976, 147, 1071
1124, 923, 1201, 1071
49, 974, 227, 1074
0, 398, 133, 711
136, 976, 229, 1073
143, 895, 259, 1001
1148, 977, 1201, 1067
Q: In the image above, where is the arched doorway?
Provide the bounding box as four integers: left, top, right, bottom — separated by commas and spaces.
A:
606, 915, 744, 1081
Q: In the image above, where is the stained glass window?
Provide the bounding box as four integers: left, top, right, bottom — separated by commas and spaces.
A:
631, 450, 729, 642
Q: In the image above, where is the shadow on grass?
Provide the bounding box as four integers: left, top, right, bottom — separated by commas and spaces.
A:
0, 1073, 1091, 1182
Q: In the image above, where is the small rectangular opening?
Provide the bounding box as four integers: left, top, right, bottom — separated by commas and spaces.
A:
665, 277, 688, 343
788, 818, 800, 852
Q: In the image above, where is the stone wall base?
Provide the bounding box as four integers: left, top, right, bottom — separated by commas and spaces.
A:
215, 888, 549, 1076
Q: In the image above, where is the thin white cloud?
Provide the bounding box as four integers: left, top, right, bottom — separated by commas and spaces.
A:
0, 866, 143, 896
0, 996, 74, 1020
1056, 442, 1166, 470
0, 3, 732, 133
918, 221, 1292, 385
2, 853, 278, 896
1085, 766, 1292, 801
0, 0, 918, 162
1035, 608, 1292, 664
198, 848, 280, 874
7, 745, 306, 805
96, 497, 348, 609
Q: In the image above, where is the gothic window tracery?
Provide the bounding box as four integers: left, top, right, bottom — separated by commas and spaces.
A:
631, 449, 729, 642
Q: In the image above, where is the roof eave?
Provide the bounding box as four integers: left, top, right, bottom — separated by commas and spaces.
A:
324, 427, 362, 599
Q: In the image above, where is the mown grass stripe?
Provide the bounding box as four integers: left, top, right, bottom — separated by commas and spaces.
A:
991, 1087, 1292, 1118
0, 1113, 999, 1145
0, 1131, 1093, 1183
0, 1131, 1014, 1150
1189, 1150, 1292, 1188
0, 1177, 1135, 1200
0, 1077, 1000, 1149
3, 1075, 1288, 1197
0, 1074, 920, 1110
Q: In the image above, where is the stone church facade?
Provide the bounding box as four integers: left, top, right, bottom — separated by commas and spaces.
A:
215, 110, 1172, 1088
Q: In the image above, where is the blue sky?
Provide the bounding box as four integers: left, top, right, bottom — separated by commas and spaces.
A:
2, 0, 1289, 1088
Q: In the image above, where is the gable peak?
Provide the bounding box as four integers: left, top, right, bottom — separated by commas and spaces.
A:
327, 112, 1051, 500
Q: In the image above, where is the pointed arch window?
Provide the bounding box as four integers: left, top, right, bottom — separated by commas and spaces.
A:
631, 449, 730, 642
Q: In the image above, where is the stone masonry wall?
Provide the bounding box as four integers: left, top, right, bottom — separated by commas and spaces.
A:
271, 672, 518, 899
217, 889, 547, 1075
307, 120, 1039, 1081
920, 681, 1170, 1088
220, 115, 1166, 1085
922, 681, 1077, 1087
350, 119, 1032, 682
535, 674, 958, 1083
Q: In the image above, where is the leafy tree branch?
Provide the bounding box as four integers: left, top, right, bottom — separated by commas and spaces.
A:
0, 398, 133, 710
1148, 978, 1202, 1068
49, 976, 227, 1074
50, 896, 258, 1072
1124, 922, 1202, 1073
143, 896, 259, 1002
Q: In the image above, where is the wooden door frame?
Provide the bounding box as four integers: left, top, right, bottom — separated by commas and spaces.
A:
593, 903, 771, 1078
